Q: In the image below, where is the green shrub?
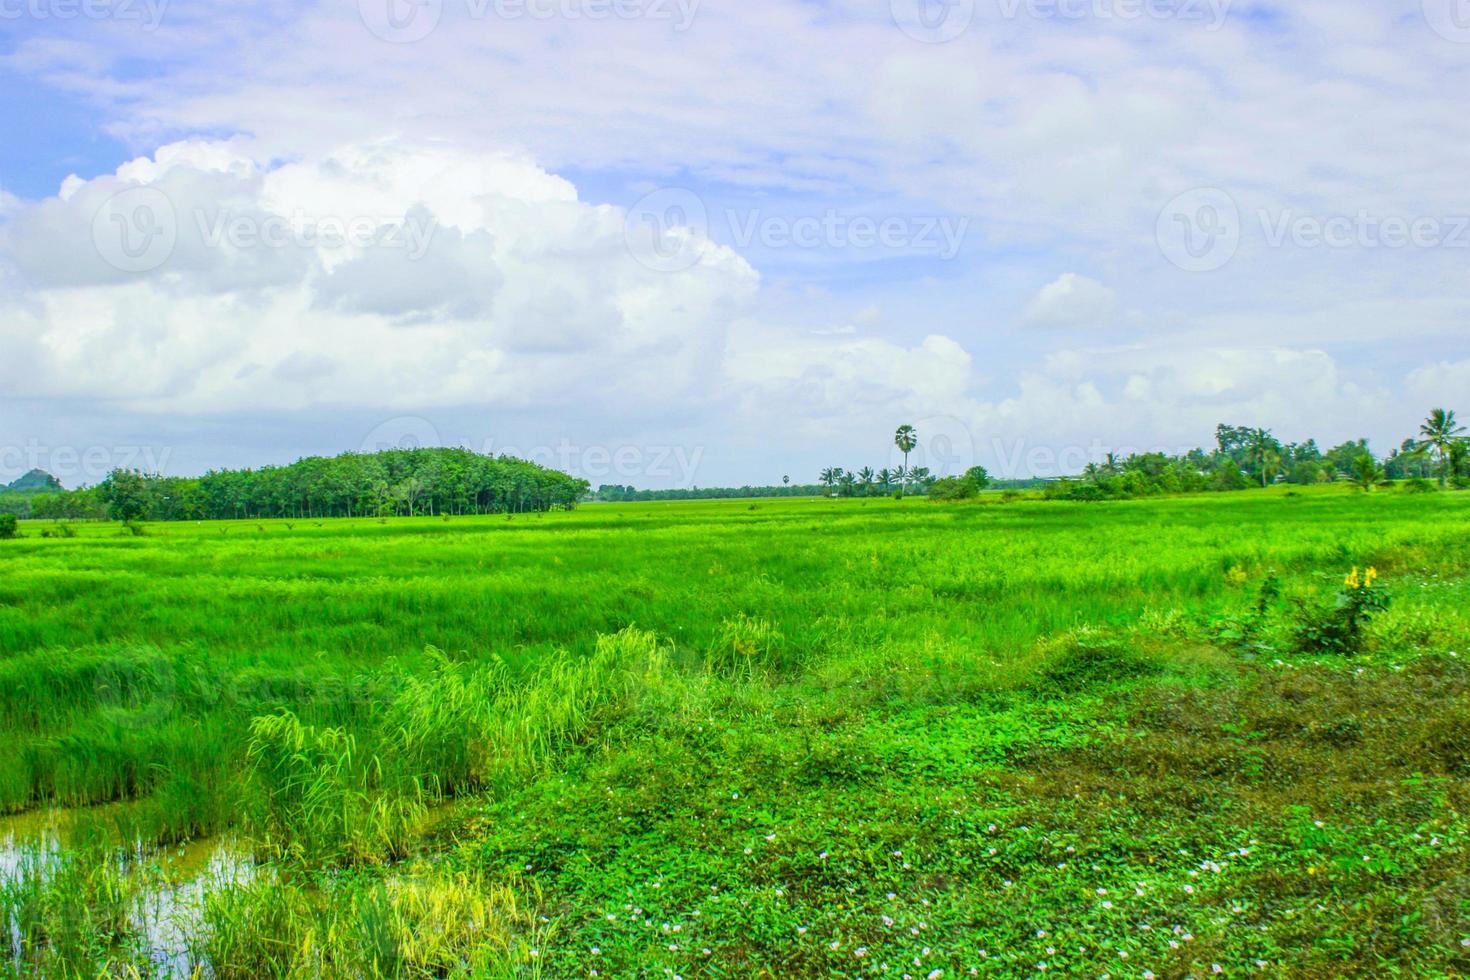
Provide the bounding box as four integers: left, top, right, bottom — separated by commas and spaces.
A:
0, 513, 18, 539
1402, 477, 1436, 494
1293, 567, 1390, 656
927, 476, 978, 501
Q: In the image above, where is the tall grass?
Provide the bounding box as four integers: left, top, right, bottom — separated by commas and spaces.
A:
242, 628, 670, 867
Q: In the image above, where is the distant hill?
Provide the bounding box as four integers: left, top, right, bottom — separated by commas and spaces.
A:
2, 469, 62, 494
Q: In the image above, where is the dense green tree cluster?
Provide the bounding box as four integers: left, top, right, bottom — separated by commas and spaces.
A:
592, 483, 825, 502
26, 449, 588, 522
1041, 411, 1467, 501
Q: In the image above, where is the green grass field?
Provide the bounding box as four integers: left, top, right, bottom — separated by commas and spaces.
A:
4, 487, 1470, 976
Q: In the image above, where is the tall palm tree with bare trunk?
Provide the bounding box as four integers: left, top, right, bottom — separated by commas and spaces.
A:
1419, 408, 1466, 487
894, 425, 918, 493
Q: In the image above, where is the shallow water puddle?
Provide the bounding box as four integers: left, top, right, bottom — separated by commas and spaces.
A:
1, 808, 254, 975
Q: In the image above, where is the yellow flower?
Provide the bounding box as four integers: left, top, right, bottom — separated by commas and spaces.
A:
1364, 567, 1378, 588
1344, 567, 1360, 589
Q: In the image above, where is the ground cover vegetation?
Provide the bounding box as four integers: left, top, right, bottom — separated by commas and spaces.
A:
2, 482, 1470, 975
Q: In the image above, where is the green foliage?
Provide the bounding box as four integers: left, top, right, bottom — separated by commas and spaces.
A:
1038, 628, 1159, 689
3, 493, 1470, 975
1210, 458, 1251, 490
926, 475, 978, 501
0, 512, 17, 539
1293, 567, 1391, 656
99, 469, 152, 521
708, 614, 787, 679
71, 448, 590, 523
1288, 459, 1325, 484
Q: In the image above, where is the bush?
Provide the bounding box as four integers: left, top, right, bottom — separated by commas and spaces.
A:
1293, 567, 1390, 656
927, 476, 978, 501
1402, 477, 1437, 494
0, 513, 17, 539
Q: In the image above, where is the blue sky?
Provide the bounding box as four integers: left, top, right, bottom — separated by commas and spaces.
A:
1, 0, 1468, 488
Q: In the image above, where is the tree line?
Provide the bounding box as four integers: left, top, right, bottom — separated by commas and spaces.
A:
1044, 410, 1466, 500
21, 448, 590, 522
812, 410, 1468, 504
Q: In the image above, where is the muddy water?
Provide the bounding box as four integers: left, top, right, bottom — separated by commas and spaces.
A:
1, 807, 255, 976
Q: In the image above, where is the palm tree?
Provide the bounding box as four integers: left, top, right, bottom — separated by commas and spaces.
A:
1349, 454, 1388, 493
876, 468, 893, 491
1261, 448, 1283, 486
819, 467, 837, 492
857, 466, 876, 496
894, 425, 918, 491
1246, 428, 1276, 488
838, 471, 857, 497
1419, 408, 1466, 487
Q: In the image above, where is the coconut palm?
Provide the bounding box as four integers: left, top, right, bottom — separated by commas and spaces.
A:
857, 466, 876, 495
1419, 408, 1466, 487
894, 425, 918, 490
819, 467, 838, 491
1349, 454, 1388, 493
876, 468, 893, 491
1246, 428, 1278, 488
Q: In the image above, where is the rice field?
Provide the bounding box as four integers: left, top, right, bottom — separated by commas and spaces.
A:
3, 486, 1470, 976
